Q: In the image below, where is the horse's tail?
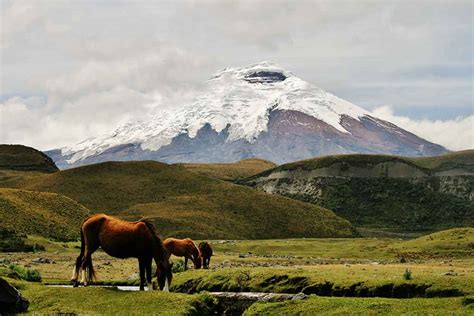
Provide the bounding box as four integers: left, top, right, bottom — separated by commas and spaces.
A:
140, 218, 168, 262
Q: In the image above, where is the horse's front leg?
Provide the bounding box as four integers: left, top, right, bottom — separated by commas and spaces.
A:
138, 259, 145, 291
184, 256, 188, 270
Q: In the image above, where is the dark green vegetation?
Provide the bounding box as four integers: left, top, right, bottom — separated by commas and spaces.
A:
0, 161, 355, 239
4, 264, 42, 282
182, 158, 276, 181
245, 296, 473, 315
0, 188, 90, 241
0, 228, 43, 252
0, 144, 58, 172
294, 177, 473, 230
242, 151, 474, 233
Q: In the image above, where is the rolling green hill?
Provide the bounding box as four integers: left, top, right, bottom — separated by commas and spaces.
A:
181, 158, 276, 181
0, 188, 90, 241
6, 160, 355, 239
242, 151, 474, 233
0, 144, 58, 173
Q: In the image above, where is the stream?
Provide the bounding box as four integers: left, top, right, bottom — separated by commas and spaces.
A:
46, 285, 308, 315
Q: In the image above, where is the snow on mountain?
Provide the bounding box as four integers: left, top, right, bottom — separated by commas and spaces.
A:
61, 61, 371, 164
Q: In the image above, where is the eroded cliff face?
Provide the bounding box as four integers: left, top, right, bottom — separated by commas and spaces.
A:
243, 158, 473, 230
247, 161, 473, 201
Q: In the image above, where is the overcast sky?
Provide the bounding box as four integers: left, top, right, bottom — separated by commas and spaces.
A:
1, 0, 473, 151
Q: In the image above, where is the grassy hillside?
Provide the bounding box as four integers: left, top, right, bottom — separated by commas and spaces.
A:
8, 161, 355, 239
393, 227, 474, 255
0, 188, 90, 240
181, 158, 276, 181
0, 144, 58, 172
410, 149, 474, 172
252, 150, 474, 176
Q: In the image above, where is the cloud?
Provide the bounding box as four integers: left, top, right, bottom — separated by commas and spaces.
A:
372, 105, 474, 151
0, 0, 472, 150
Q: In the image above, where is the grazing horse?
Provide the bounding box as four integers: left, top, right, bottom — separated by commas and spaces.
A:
198, 241, 213, 269
71, 214, 172, 291
163, 238, 201, 270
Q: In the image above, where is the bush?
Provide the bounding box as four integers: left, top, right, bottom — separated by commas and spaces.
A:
7, 264, 42, 282
0, 229, 35, 252
172, 259, 186, 273
403, 268, 412, 280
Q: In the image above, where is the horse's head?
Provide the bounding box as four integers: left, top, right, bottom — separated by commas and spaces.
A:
156, 261, 173, 292
193, 256, 202, 269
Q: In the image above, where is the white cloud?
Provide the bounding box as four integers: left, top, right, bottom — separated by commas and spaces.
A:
372, 105, 474, 151
0, 0, 472, 151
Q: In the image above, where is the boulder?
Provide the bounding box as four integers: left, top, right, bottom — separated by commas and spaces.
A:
0, 277, 29, 313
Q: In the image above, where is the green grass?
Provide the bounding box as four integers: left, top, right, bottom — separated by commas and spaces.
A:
6, 279, 214, 315
3, 160, 355, 239
0, 188, 90, 240
181, 158, 276, 181
2, 229, 472, 314
171, 263, 474, 297
244, 296, 473, 315
0, 144, 58, 172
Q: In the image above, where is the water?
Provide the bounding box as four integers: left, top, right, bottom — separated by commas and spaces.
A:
47, 284, 141, 291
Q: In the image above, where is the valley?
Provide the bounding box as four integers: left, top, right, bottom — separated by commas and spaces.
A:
0, 145, 472, 314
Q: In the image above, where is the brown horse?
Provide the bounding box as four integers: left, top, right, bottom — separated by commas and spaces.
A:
71, 214, 172, 291
198, 241, 213, 269
163, 238, 201, 270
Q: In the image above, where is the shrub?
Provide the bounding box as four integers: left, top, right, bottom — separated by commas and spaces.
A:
0, 229, 35, 252
172, 259, 186, 273
403, 268, 412, 280
8, 264, 42, 282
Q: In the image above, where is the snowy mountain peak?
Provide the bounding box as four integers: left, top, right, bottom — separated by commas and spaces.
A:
51, 61, 445, 168
210, 61, 291, 83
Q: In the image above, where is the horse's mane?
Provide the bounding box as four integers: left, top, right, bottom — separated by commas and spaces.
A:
139, 218, 168, 262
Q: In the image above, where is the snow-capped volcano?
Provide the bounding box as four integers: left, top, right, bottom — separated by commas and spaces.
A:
47, 62, 447, 169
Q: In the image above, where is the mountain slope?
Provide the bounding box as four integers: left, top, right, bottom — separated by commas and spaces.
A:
0, 144, 58, 172
11, 160, 355, 239
46, 62, 447, 169
181, 158, 276, 181
241, 151, 474, 232
0, 188, 90, 240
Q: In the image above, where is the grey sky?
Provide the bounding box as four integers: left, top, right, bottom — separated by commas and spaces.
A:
1, 0, 473, 150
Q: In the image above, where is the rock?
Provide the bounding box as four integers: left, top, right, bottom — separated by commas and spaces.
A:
32, 257, 51, 264
0, 277, 29, 313
238, 254, 246, 258
400, 257, 406, 263
441, 271, 458, 276
292, 293, 308, 300
0, 258, 10, 265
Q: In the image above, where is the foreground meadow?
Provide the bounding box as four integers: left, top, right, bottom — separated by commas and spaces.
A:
1, 228, 473, 315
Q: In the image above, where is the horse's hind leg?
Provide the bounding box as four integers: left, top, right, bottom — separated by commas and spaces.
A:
80, 235, 99, 286
138, 258, 146, 291
145, 257, 153, 291
71, 253, 83, 287
72, 230, 85, 286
